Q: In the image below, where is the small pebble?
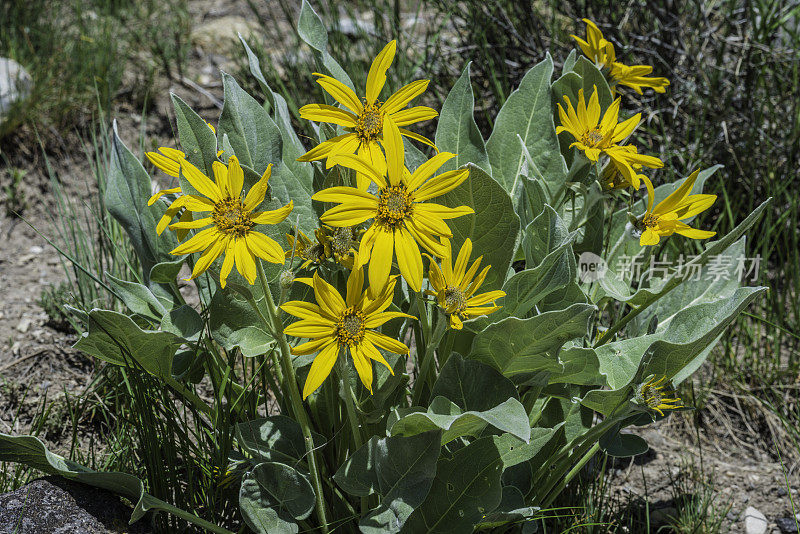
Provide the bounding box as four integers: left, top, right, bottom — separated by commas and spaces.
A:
16, 317, 31, 333
777, 517, 799, 534
29, 245, 43, 254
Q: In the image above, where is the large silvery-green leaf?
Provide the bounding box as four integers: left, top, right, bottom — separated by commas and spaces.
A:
486, 54, 567, 200
469, 303, 595, 378
74, 309, 182, 378
296, 0, 354, 89
106, 274, 169, 323
434, 63, 490, 174
436, 164, 520, 291
430, 353, 518, 412
239, 462, 315, 534
236, 416, 325, 466
391, 397, 530, 444
0, 434, 231, 533
582, 285, 766, 415
105, 122, 177, 288
401, 436, 504, 533
552, 56, 613, 115
489, 206, 577, 323
334, 431, 441, 534
171, 93, 218, 178
219, 72, 281, 176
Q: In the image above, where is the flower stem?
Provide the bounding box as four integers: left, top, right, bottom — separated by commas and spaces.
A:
256, 261, 330, 533
411, 311, 448, 406
337, 357, 368, 515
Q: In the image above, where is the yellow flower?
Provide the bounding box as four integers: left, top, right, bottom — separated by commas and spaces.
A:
297, 40, 438, 190
282, 268, 414, 399
426, 238, 505, 330
572, 19, 670, 94
313, 119, 473, 293
166, 155, 293, 288
556, 88, 640, 162
286, 228, 333, 269
638, 170, 716, 246
604, 145, 663, 190
635, 375, 682, 416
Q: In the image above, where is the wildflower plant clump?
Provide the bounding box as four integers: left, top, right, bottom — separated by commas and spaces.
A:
0, 9, 770, 534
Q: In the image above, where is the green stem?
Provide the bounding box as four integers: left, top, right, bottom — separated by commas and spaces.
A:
256, 261, 330, 533
540, 443, 601, 509
163, 375, 211, 416
411, 312, 448, 406
338, 358, 368, 515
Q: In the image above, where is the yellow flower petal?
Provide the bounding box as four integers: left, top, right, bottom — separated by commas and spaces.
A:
187, 235, 226, 281
299, 103, 358, 128
351, 344, 374, 393
364, 330, 409, 355
363, 311, 414, 329
382, 79, 429, 115
395, 226, 423, 292
312, 272, 347, 318
297, 133, 357, 162
303, 342, 340, 399
171, 227, 218, 255
251, 200, 293, 225
243, 165, 272, 212
234, 238, 257, 284
247, 232, 285, 264
359, 340, 394, 374
383, 118, 405, 187
148, 186, 182, 207
328, 153, 387, 189
366, 40, 396, 104
312, 186, 379, 208
390, 106, 438, 127
368, 228, 394, 293
180, 159, 221, 202
284, 319, 336, 338
219, 238, 235, 288
292, 337, 334, 356
314, 73, 364, 114
412, 169, 470, 201
406, 151, 456, 191
227, 155, 244, 198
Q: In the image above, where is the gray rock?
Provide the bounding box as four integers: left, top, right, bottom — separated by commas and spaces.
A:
744, 506, 768, 534
0, 476, 152, 533
0, 58, 32, 119
777, 516, 799, 533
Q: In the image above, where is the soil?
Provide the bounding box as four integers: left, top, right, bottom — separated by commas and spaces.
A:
0, 2, 797, 533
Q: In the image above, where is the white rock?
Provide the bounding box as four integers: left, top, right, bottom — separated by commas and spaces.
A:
15, 317, 31, 333
29, 245, 43, 254
744, 506, 768, 534
0, 58, 33, 119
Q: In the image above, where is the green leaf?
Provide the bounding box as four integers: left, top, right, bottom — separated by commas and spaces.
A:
239, 462, 315, 534
297, 0, 327, 52
436, 164, 520, 291
469, 303, 595, 378
431, 353, 518, 412
219, 72, 281, 176
149, 258, 185, 284
474, 486, 537, 530
391, 396, 531, 444
236, 416, 325, 465
160, 305, 203, 341
486, 54, 567, 200
74, 309, 182, 378
491, 427, 563, 470
434, 63, 490, 174
334, 431, 441, 534
599, 430, 649, 458
106, 274, 168, 323
171, 93, 219, 178
552, 56, 613, 116
0, 434, 232, 533
548, 346, 603, 386
402, 436, 504, 534
105, 121, 177, 287
582, 285, 766, 415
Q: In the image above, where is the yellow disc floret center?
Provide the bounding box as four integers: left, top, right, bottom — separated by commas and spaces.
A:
376, 185, 413, 228
356, 101, 384, 142
581, 128, 605, 147
213, 197, 254, 237
336, 308, 366, 346
443, 287, 467, 316
641, 213, 659, 229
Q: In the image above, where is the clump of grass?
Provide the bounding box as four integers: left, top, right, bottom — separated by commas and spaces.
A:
0, 0, 190, 141
37, 282, 76, 334
2, 167, 28, 217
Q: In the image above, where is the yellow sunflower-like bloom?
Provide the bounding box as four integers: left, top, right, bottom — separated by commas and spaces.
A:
572, 19, 670, 94
297, 40, 439, 190
165, 155, 293, 288
638, 169, 716, 246
313, 119, 473, 293
556, 88, 640, 162
426, 238, 505, 330
282, 267, 414, 399
635, 375, 682, 416
286, 229, 333, 269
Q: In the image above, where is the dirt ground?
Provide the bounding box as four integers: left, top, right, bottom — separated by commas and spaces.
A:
1, 1, 798, 533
